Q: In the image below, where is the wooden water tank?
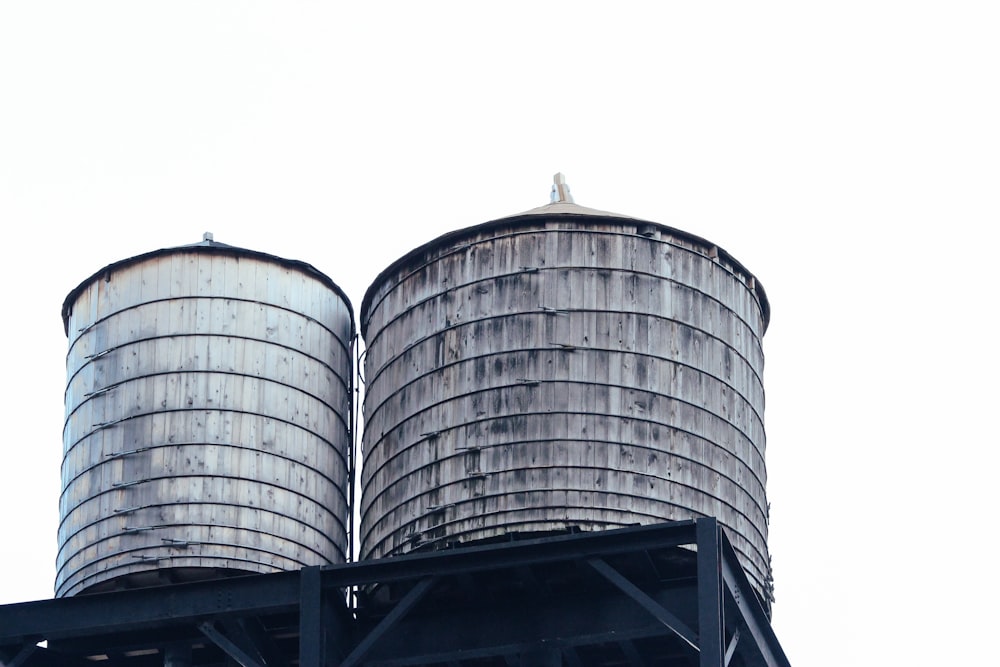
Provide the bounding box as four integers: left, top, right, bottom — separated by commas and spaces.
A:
360, 193, 773, 601
57, 236, 354, 597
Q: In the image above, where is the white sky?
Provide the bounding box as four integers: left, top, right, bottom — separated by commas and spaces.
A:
1, 2, 998, 664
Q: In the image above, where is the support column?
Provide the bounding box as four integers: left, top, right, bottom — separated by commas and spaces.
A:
697, 518, 724, 667
299, 566, 325, 667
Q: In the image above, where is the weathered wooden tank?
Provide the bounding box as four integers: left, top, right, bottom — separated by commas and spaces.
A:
57, 235, 354, 597
360, 178, 773, 601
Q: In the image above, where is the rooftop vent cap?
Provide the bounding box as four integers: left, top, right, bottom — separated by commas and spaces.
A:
550, 173, 574, 204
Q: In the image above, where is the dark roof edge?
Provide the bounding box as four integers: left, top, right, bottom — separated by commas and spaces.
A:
360, 211, 770, 334
61, 240, 355, 337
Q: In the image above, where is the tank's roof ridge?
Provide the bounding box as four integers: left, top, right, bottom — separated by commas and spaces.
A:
176, 232, 243, 251
512, 173, 643, 221
506, 199, 645, 221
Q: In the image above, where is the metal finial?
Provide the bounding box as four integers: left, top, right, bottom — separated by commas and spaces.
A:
550, 173, 574, 204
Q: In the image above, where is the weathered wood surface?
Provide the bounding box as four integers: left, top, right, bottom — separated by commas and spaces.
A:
59, 250, 353, 597
360, 220, 772, 599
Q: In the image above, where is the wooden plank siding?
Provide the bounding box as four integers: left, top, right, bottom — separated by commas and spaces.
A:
58, 248, 353, 597
359, 217, 773, 602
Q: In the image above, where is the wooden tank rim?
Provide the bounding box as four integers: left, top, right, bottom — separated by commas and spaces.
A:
360, 205, 770, 336
61, 238, 355, 338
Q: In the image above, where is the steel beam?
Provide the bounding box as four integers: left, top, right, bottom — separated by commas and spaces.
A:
198, 621, 266, 667
719, 537, 791, 667
342, 576, 438, 667
0, 522, 699, 648
0, 572, 300, 644
299, 566, 324, 667
697, 518, 725, 667
724, 628, 740, 667
0, 644, 94, 667
1, 643, 36, 667
322, 521, 700, 590
586, 557, 698, 650
354, 585, 693, 666
0, 520, 793, 667
231, 617, 289, 667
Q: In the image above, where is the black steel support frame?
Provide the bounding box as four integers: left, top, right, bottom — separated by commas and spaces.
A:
0, 519, 790, 667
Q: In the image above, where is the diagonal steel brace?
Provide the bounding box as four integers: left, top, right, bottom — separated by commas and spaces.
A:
342, 575, 440, 667
586, 558, 699, 650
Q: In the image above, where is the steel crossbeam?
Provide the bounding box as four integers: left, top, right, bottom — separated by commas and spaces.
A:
0, 519, 790, 667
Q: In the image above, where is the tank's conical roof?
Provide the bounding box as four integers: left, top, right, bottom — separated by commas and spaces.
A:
361, 174, 769, 331
506, 199, 643, 220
